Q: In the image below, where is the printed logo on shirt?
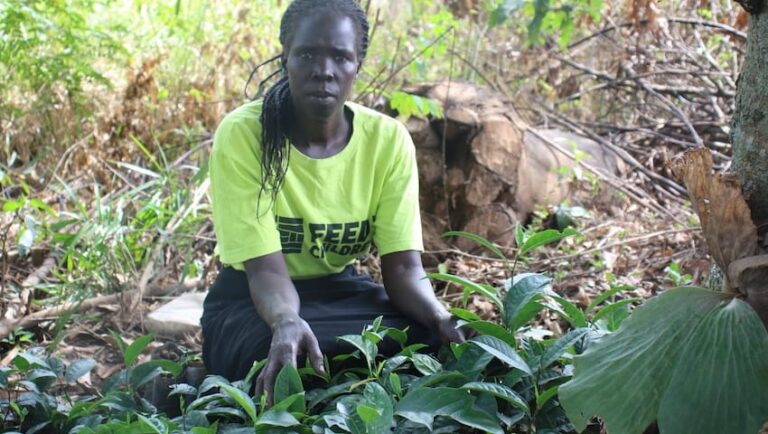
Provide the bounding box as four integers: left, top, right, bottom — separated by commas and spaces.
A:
275, 216, 372, 258
276, 216, 304, 254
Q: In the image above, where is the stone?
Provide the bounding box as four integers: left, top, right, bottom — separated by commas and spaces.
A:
145, 292, 207, 337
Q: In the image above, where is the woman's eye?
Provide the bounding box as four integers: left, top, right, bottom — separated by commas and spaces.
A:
300, 53, 312, 60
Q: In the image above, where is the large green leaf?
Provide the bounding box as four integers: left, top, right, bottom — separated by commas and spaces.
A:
220, 384, 257, 425
470, 335, 532, 375
560, 287, 768, 434
461, 381, 529, 414
395, 387, 502, 434
658, 298, 768, 434
123, 334, 153, 367
273, 364, 304, 413
503, 273, 551, 330
518, 228, 577, 256
428, 273, 503, 309
359, 382, 394, 434
442, 231, 509, 267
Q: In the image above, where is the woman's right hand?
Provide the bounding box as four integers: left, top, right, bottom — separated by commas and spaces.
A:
254, 316, 325, 405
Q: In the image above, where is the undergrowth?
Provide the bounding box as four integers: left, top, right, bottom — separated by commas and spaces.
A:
1, 231, 635, 434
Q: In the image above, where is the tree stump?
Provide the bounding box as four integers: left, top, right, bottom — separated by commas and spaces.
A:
403, 81, 625, 251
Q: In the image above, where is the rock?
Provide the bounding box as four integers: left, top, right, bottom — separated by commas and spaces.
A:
145, 292, 207, 337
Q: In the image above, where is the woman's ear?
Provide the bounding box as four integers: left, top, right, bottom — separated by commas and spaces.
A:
280, 55, 287, 73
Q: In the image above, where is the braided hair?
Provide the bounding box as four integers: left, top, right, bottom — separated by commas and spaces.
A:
257, 0, 370, 204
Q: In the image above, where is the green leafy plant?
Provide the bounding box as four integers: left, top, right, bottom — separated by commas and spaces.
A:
487, 0, 604, 48
3, 228, 628, 433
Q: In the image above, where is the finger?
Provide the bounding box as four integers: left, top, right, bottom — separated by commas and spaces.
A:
254, 370, 265, 398
461, 324, 478, 339
262, 366, 277, 407
304, 332, 325, 374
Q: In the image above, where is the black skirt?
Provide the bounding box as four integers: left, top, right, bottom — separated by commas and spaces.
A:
200, 266, 441, 380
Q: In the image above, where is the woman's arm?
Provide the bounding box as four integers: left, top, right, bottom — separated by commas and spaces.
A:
380, 250, 467, 344
244, 253, 324, 403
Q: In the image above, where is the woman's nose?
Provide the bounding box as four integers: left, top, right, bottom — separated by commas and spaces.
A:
311, 57, 334, 80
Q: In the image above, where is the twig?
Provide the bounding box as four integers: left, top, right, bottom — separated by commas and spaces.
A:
16, 256, 58, 317
527, 127, 685, 223
0, 279, 204, 340
356, 27, 454, 103
566, 18, 746, 52
132, 178, 210, 318
533, 100, 688, 196
542, 227, 700, 263
620, 64, 704, 148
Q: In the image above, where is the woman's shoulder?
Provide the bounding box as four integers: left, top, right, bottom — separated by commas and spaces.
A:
218, 100, 264, 133
212, 100, 264, 156
347, 102, 411, 146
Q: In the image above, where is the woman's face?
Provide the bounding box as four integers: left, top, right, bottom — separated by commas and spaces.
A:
284, 12, 360, 120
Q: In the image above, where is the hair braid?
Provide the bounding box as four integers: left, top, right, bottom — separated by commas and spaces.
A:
257, 0, 370, 205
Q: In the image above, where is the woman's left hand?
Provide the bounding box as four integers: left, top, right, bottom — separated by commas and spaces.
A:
433, 314, 473, 345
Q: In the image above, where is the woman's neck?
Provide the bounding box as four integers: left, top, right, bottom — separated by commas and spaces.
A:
291, 105, 353, 157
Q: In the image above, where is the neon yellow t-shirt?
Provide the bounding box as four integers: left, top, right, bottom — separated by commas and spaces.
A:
209, 100, 424, 279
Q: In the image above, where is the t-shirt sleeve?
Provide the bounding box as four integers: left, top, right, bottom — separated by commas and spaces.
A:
373, 123, 424, 255
209, 117, 282, 266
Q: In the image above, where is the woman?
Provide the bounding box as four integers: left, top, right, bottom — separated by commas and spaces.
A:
201, 0, 466, 402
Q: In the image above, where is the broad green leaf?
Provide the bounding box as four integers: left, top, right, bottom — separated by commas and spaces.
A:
129, 364, 163, 389
356, 404, 381, 424
560, 287, 753, 434
503, 273, 551, 330
360, 382, 394, 433
428, 273, 503, 309
220, 384, 258, 424
188, 393, 227, 411
408, 370, 467, 391
586, 284, 634, 313
168, 383, 197, 397
658, 298, 768, 434
442, 231, 509, 266
461, 381, 529, 414
123, 334, 153, 367
536, 328, 588, 372
470, 336, 531, 375
198, 375, 231, 395
411, 354, 441, 376
514, 223, 525, 248
519, 228, 577, 256
536, 385, 559, 408
450, 307, 481, 322
66, 359, 96, 383
592, 298, 640, 322
257, 409, 300, 428
338, 334, 377, 367
464, 321, 517, 347
451, 344, 494, 379
13, 352, 50, 371
273, 364, 304, 413
307, 381, 355, 410
545, 295, 587, 328
395, 387, 502, 434
137, 415, 167, 434
27, 368, 57, 390
141, 359, 184, 377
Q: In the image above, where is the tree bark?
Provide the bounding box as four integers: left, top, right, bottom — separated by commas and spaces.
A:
732, 2, 768, 226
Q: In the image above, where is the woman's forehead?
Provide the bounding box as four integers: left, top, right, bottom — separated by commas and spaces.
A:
288, 12, 358, 50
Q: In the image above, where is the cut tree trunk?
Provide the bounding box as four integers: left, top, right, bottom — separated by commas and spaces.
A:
732, 3, 768, 227
733, 0, 768, 325
403, 81, 626, 252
